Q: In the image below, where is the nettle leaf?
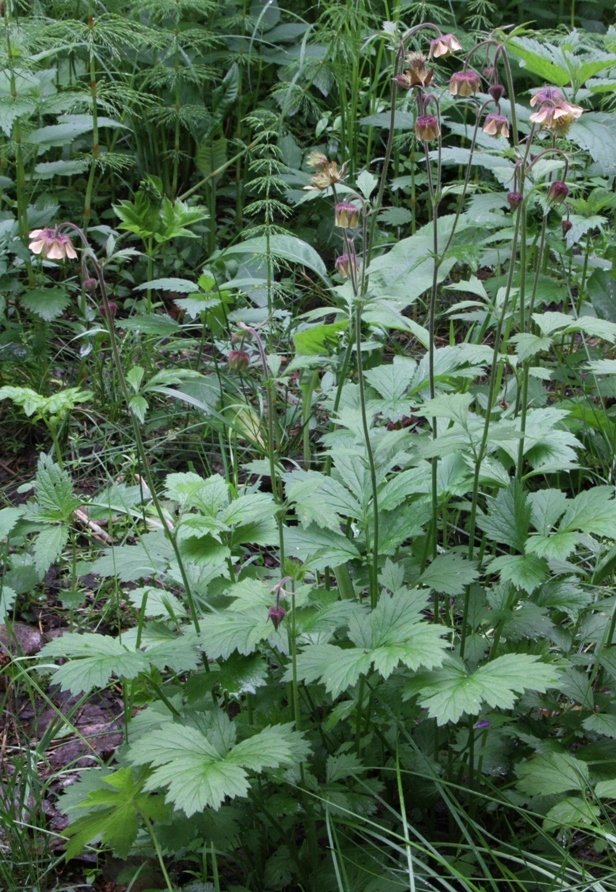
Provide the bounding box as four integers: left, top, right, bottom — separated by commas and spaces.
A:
415, 654, 558, 725
0, 506, 25, 540
128, 722, 308, 816
41, 633, 150, 694
0, 585, 17, 623
33, 524, 69, 575
63, 767, 169, 861
35, 454, 81, 519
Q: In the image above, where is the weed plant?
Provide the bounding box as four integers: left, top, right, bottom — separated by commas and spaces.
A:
3, 2, 616, 892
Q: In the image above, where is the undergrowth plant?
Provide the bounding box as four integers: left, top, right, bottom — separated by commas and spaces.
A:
5, 5, 616, 892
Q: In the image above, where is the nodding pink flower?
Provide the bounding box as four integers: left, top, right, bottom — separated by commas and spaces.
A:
334, 202, 359, 229
529, 86, 565, 107
228, 349, 251, 371
28, 228, 77, 261
507, 191, 524, 211
561, 219, 573, 236
268, 605, 286, 630
449, 70, 481, 97
429, 33, 462, 59
482, 113, 510, 138
415, 114, 440, 142
335, 253, 358, 279
547, 180, 569, 205
488, 84, 505, 103
529, 100, 583, 135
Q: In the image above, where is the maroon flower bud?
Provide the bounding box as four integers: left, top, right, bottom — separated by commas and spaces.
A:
228, 349, 250, 371
507, 191, 523, 211
83, 277, 98, 292
99, 301, 117, 319
561, 219, 573, 236
415, 114, 440, 142
488, 84, 505, 103
268, 605, 286, 630
483, 65, 497, 81
335, 254, 358, 278
547, 180, 569, 205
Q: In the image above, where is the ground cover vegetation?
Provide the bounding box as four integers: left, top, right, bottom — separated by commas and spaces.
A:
3, 0, 616, 890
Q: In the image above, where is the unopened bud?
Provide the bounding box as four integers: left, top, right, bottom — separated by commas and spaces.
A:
561, 219, 573, 236
488, 84, 505, 103
507, 191, 523, 211
99, 301, 117, 319
547, 181, 569, 205
268, 605, 286, 630
83, 277, 98, 292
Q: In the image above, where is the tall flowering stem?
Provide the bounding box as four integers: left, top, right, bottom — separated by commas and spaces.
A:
31, 223, 204, 643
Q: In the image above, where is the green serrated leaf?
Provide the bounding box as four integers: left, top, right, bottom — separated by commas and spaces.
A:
416, 654, 558, 725
41, 632, 149, 694
418, 553, 478, 596
33, 524, 69, 575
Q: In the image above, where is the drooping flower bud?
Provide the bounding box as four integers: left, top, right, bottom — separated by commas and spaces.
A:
429, 33, 462, 59
449, 70, 481, 97
561, 219, 573, 236
83, 277, 98, 292
547, 181, 569, 205
488, 84, 505, 103
507, 191, 523, 211
268, 605, 286, 630
228, 349, 251, 371
415, 114, 440, 142
334, 202, 359, 229
482, 113, 510, 138
99, 301, 117, 319
335, 253, 358, 279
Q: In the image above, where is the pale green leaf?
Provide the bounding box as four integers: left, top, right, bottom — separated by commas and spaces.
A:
417, 654, 558, 725
517, 752, 590, 797
41, 633, 149, 694
418, 553, 478, 596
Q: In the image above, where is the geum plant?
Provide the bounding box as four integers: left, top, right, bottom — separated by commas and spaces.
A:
27, 20, 616, 892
